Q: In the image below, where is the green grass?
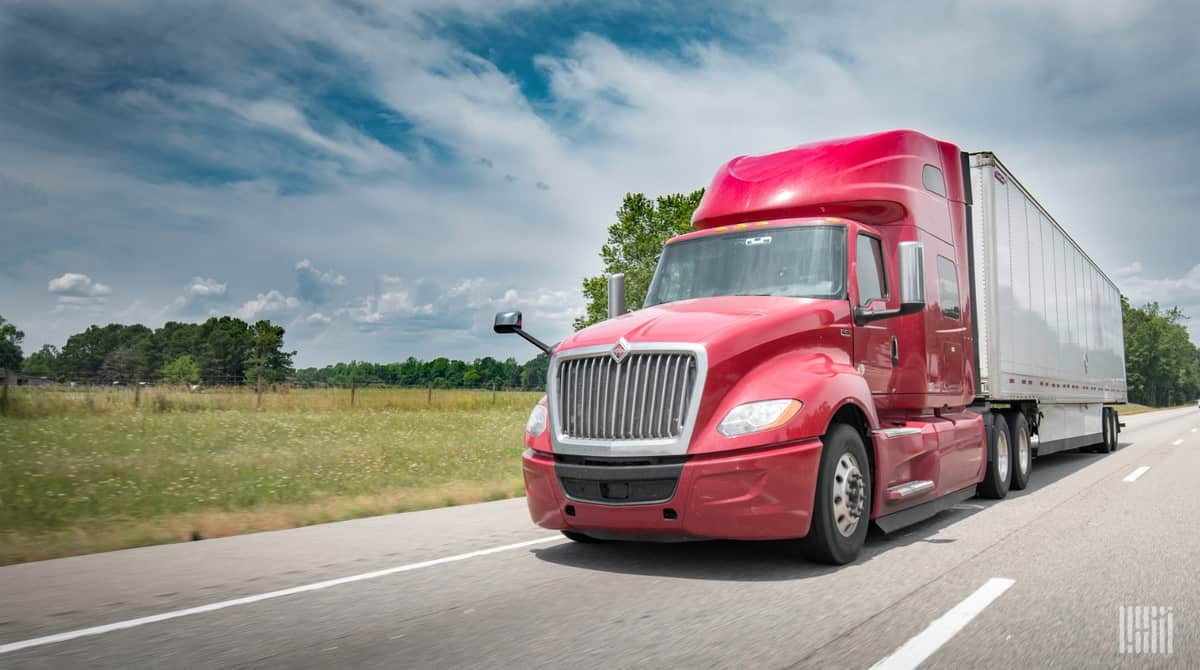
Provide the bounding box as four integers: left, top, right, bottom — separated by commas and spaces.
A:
1112, 403, 1186, 416
0, 387, 540, 564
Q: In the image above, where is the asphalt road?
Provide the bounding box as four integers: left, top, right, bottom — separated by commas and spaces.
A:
2, 406, 1197, 669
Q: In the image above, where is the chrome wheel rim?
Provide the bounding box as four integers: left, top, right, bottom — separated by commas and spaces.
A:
996, 430, 1010, 483
832, 452, 865, 537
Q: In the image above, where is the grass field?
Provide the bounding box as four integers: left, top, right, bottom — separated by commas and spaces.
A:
0, 386, 540, 565
1112, 403, 1171, 416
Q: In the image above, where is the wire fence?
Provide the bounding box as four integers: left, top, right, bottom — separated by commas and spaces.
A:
0, 368, 545, 416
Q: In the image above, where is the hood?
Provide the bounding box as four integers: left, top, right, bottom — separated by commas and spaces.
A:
558, 295, 850, 366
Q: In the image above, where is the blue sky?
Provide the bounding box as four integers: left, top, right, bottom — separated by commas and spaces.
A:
2, 0, 1199, 367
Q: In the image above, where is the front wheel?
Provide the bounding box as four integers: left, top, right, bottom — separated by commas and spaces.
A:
801, 424, 872, 565
978, 414, 1012, 499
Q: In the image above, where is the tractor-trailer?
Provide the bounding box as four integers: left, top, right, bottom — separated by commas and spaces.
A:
495, 129, 1127, 564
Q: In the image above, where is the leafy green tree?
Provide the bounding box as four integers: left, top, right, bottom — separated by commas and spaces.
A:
1121, 296, 1200, 406
244, 320, 295, 385
200, 317, 253, 384
22, 344, 59, 378
575, 189, 705, 330
161, 354, 201, 385
463, 369, 481, 387
0, 314, 25, 372
520, 352, 549, 390
98, 347, 133, 383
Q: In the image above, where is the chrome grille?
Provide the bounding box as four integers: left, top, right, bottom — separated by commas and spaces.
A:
557, 352, 698, 440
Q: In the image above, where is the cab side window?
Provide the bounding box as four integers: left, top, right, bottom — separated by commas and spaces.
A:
855, 234, 887, 305
937, 256, 961, 319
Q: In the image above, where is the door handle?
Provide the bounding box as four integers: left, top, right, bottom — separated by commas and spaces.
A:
891, 336, 899, 367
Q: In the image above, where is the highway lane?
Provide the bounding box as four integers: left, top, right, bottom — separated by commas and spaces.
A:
1, 406, 1197, 669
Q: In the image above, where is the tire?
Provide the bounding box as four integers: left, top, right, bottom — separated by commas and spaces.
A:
1007, 411, 1031, 491
561, 531, 605, 543
1100, 408, 1118, 453
801, 424, 872, 565
978, 413, 1011, 499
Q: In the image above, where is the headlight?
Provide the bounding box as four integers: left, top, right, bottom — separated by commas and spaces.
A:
717, 399, 803, 437
526, 403, 548, 436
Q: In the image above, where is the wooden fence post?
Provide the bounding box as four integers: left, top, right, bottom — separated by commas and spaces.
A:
492, 383, 497, 405
256, 374, 263, 410
427, 382, 433, 405
351, 374, 357, 408
0, 368, 10, 414
134, 380, 141, 408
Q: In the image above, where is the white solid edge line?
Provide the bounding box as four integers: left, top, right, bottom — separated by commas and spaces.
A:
869, 577, 1015, 670
1123, 466, 1151, 482
1172, 438, 1184, 446
0, 535, 561, 655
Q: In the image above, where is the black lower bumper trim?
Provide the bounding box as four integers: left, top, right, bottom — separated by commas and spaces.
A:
554, 460, 684, 505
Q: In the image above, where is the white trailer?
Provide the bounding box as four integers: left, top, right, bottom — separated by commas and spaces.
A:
968, 152, 1127, 455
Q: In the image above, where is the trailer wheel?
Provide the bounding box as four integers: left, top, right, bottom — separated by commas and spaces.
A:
1100, 408, 1116, 453
1006, 412, 1031, 490
561, 531, 605, 543
978, 414, 1011, 499
801, 424, 871, 565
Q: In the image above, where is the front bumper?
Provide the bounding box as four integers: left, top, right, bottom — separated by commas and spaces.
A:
522, 438, 823, 541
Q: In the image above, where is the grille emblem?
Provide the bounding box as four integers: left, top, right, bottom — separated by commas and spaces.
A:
611, 337, 630, 363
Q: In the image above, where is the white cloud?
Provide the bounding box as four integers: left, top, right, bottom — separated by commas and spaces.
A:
337, 277, 581, 342
237, 289, 300, 321
295, 259, 347, 304
168, 276, 229, 315
338, 288, 434, 326
1115, 262, 1200, 340
1118, 263, 1200, 305
1112, 262, 1144, 278
47, 272, 112, 297
186, 276, 227, 298
306, 312, 332, 324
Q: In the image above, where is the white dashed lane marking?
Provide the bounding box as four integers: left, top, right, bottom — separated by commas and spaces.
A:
0, 536, 561, 655
1123, 466, 1150, 483
869, 578, 1016, 670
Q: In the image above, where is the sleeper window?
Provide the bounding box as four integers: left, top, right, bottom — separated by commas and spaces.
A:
937, 256, 961, 319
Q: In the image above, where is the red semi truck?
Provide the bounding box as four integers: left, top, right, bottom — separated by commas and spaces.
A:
495, 129, 1127, 564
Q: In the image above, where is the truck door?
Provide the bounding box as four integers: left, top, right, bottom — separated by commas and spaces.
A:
851, 232, 894, 393
933, 255, 966, 394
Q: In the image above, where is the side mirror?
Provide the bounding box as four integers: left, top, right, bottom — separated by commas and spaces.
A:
493, 311, 522, 334
897, 241, 926, 313
493, 310, 553, 354
854, 241, 926, 325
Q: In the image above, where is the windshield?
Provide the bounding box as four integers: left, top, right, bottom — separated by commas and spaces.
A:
645, 224, 847, 306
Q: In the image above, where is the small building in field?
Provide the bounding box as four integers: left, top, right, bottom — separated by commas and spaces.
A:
10, 373, 55, 387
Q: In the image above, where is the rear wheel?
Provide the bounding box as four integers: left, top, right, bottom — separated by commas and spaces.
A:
561, 531, 605, 543
978, 414, 1011, 499
1100, 408, 1117, 453
801, 424, 872, 565
1007, 412, 1031, 491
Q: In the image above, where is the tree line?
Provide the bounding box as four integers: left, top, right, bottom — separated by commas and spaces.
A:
1121, 297, 1200, 406
9, 316, 295, 385
2, 312, 549, 391
292, 355, 549, 390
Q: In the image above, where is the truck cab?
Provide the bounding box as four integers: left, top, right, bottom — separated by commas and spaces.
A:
498, 130, 1072, 564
